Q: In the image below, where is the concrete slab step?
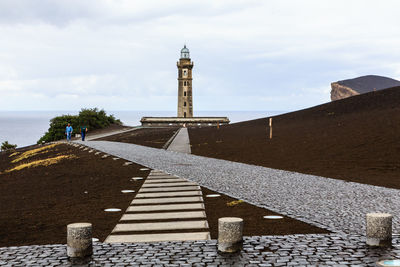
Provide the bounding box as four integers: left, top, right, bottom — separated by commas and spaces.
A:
127, 203, 205, 212
139, 186, 200, 193
131, 196, 203, 205
135, 191, 202, 198
112, 220, 209, 232
144, 178, 187, 183
105, 232, 210, 243
142, 182, 198, 188
147, 175, 179, 180
121, 211, 206, 221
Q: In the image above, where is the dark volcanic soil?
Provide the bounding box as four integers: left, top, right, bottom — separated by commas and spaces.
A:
0, 144, 149, 247
96, 127, 179, 149
202, 187, 329, 238
189, 86, 400, 189
0, 143, 328, 247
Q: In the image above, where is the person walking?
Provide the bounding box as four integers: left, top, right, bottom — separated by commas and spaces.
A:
80, 125, 88, 141
65, 123, 73, 141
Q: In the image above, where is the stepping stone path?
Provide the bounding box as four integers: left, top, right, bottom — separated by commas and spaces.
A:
105, 170, 210, 243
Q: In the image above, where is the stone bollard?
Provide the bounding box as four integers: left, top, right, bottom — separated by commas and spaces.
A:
218, 217, 243, 253
67, 223, 93, 258
366, 213, 392, 247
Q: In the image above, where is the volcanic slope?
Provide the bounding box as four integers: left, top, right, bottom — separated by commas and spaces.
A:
189, 86, 400, 189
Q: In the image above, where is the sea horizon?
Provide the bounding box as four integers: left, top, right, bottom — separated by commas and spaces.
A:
0, 110, 286, 148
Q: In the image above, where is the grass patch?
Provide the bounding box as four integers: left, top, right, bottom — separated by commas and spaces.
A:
11, 144, 60, 163
226, 199, 244, 207
9, 152, 20, 157
4, 154, 76, 173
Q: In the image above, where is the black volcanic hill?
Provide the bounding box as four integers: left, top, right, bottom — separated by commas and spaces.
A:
189, 86, 400, 189
337, 75, 400, 94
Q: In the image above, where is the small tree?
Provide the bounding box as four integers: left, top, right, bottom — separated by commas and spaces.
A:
1, 141, 17, 151
37, 108, 122, 144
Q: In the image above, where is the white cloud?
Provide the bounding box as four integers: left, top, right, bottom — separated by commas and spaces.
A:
0, 0, 400, 111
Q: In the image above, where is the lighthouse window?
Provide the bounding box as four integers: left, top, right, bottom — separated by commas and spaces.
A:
184, 91, 186, 96
183, 70, 187, 76
184, 81, 187, 86
184, 102, 187, 107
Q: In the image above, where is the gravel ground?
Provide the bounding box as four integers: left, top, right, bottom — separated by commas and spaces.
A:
2, 234, 400, 266
76, 140, 400, 235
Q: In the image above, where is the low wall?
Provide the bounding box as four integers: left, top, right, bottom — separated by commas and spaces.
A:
140, 117, 230, 127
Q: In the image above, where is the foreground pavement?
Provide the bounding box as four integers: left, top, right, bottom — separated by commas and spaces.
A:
77, 140, 400, 235
2, 234, 400, 266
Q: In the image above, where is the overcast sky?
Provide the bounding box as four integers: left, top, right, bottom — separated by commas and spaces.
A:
0, 0, 399, 112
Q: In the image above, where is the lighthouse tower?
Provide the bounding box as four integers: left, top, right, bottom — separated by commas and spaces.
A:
140, 45, 230, 127
177, 45, 194, 118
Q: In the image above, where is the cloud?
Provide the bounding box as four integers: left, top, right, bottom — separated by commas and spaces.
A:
0, 0, 400, 111
0, 0, 257, 26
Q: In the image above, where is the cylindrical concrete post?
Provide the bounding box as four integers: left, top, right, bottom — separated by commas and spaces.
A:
218, 217, 243, 253
366, 213, 392, 247
67, 223, 93, 258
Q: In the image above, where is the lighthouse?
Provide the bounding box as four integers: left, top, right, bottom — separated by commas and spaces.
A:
140, 45, 229, 127
177, 45, 194, 118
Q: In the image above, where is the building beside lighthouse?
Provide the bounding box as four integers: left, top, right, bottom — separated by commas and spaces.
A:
140, 45, 229, 127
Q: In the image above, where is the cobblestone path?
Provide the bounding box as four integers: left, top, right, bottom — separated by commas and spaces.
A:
105, 169, 210, 243
2, 234, 400, 266
76, 140, 400, 235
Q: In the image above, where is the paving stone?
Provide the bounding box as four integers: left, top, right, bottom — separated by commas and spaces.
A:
139, 186, 200, 193
112, 221, 209, 232
142, 182, 198, 188
120, 211, 206, 220
147, 175, 178, 179
127, 203, 205, 212
131, 196, 203, 204
144, 178, 187, 183
148, 172, 169, 176
135, 191, 202, 198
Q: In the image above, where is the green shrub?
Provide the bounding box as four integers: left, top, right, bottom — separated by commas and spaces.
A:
1, 141, 17, 151
38, 108, 121, 144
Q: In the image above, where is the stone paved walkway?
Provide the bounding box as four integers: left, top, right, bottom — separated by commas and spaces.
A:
167, 128, 191, 154
2, 234, 400, 266
105, 169, 210, 243
85, 127, 138, 141
76, 140, 400, 235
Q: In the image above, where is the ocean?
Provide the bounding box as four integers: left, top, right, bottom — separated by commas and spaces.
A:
0, 110, 284, 148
